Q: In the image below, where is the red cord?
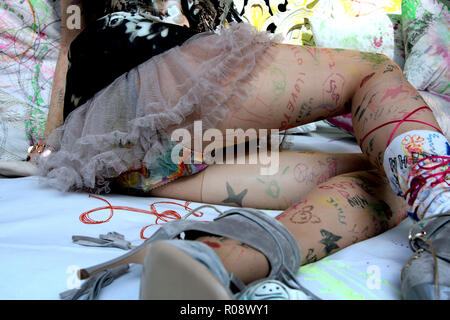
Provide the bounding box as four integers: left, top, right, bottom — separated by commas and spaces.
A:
404, 155, 450, 206
358, 105, 447, 219
359, 106, 442, 148
79, 195, 206, 239
358, 105, 447, 220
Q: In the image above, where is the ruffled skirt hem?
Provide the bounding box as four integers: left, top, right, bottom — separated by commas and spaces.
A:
38, 23, 277, 193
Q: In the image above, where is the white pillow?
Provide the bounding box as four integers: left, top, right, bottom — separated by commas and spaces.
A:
418, 90, 450, 141
309, 12, 405, 68
401, 0, 449, 95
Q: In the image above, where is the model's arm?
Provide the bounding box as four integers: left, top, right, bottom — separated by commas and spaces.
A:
43, 0, 88, 140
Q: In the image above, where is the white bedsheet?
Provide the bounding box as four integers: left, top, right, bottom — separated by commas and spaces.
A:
0, 172, 414, 300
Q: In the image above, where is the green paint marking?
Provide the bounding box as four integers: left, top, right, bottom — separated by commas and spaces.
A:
256, 177, 265, 184
439, 83, 449, 95
29, 64, 44, 106
299, 258, 402, 300
299, 263, 366, 300
31, 0, 51, 14
370, 201, 393, 222
265, 180, 280, 199
359, 52, 390, 66
324, 263, 381, 300
269, 66, 287, 104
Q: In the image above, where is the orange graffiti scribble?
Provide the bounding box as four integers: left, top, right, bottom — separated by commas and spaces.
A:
401, 134, 425, 154
79, 195, 206, 239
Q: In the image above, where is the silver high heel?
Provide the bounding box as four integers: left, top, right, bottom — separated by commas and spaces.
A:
78, 206, 316, 299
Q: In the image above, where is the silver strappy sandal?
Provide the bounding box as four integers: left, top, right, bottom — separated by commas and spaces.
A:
401, 212, 450, 300
76, 206, 317, 300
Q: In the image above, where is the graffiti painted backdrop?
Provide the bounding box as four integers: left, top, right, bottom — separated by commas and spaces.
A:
0, 0, 60, 160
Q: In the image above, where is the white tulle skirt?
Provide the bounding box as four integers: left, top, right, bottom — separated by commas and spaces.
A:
39, 23, 276, 193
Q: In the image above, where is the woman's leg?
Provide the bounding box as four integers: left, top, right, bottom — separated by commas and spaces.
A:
181, 44, 441, 167
153, 43, 441, 210
152, 151, 404, 284
152, 151, 371, 210
152, 44, 444, 285
196, 169, 406, 284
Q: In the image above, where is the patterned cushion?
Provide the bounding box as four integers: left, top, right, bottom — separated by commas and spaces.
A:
401, 0, 449, 95
309, 0, 404, 68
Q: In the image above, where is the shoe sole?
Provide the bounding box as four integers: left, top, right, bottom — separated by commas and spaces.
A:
139, 242, 233, 300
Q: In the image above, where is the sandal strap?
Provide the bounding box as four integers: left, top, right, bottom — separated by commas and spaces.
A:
149, 207, 302, 284
60, 264, 130, 300
72, 232, 133, 250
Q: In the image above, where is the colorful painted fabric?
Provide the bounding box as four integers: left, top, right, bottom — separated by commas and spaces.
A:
305, 0, 404, 136
401, 0, 449, 95
114, 142, 209, 194
0, 0, 61, 158
308, 0, 404, 67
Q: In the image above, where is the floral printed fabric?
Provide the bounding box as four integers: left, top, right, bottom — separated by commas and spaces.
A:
401, 0, 449, 95
115, 142, 209, 194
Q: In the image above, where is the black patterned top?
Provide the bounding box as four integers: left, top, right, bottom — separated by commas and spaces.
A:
83, 0, 240, 33
63, 0, 241, 119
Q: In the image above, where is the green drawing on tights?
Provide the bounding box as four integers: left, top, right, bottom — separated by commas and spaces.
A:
359, 52, 390, 67
256, 166, 289, 199
440, 83, 449, 95
367, 200, 393, 220
269, 66, 287, 104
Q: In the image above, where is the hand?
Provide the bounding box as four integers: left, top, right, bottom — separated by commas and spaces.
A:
26, 144, 52, 163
